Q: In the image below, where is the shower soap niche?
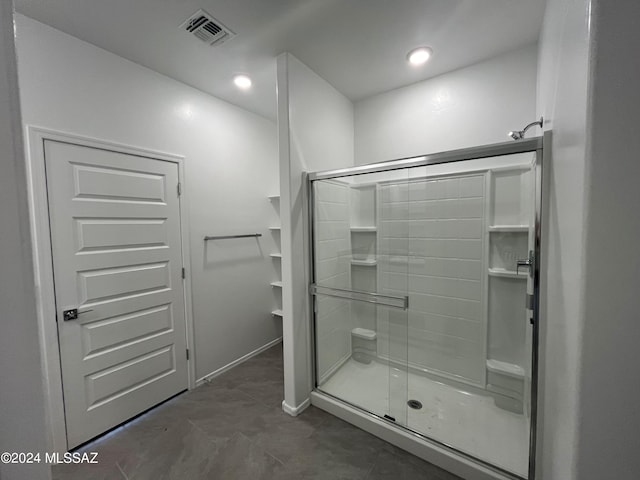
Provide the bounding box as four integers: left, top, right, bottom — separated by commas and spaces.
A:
351, 328, 376, 365
486, 359, 525, 413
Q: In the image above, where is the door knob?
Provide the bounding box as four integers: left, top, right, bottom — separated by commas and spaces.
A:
62, 308, 93, 321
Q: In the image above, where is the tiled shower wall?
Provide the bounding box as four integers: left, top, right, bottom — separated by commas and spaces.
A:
378, 174, 487, 386
314, 180, 352, 382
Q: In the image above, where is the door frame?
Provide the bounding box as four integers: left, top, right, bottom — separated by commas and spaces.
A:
25, 126, 196, 452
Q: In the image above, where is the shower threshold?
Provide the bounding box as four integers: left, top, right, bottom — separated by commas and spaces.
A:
317, 359, 528, 478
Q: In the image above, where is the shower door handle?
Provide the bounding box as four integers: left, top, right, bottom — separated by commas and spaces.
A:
310, 284, 409, 310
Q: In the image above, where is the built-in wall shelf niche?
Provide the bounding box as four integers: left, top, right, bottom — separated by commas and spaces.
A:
351, 258, 377, 266
348, 183, 378, 331
489, 231, 529, 273
485, 166, 533, 413
489, 225, 529, 232
351, 234, 376, 263
268, 193, 282, 320
350, 226, 376, 232
350, 177, 377, 265
350, 184, 376, 228
490, 169, 531, 227
487, 275, 527, 401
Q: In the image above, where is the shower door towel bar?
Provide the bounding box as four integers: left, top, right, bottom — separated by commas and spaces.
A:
204, 233, 262, 241
310, 284, 409, 310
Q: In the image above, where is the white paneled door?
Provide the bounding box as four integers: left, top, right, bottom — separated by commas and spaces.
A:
44, 140, 188, 448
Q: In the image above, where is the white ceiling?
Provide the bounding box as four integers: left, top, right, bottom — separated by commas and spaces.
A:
14, 0, 546, 119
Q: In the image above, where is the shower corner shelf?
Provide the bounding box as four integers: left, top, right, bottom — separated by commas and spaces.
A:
268, 194, 280, 201
269, 226, 281, 230
350, 226, 377, 232
351, 258, 377, 266
488, 268, 528, 279
488, 225, 529, 232
486, 359, 525, 379
270, 253, 282, 258
270, 281, 283, 288
271, 309, 283, 317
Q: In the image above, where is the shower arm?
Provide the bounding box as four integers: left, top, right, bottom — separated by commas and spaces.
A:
521, 118, 543, 136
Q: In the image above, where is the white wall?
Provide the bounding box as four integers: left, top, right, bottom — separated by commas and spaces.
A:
354, 45, 538, 165
14, 15, 281, 386
577, 0, 640, 478
0, 3, 50, 480
535, 0, 591, 477
277, 53, 354, 413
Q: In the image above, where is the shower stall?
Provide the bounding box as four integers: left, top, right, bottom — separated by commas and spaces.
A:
307, 138, 542, 480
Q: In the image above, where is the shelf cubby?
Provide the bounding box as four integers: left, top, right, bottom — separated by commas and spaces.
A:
268, 193, 282, 320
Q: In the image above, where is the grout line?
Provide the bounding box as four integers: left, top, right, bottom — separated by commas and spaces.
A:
192, 383, 278, 420
116, 461, 129, 480
239, 431, 287, 467
363, 462, 376, 479
235, 384, 284, 410
185, 417, 220, 443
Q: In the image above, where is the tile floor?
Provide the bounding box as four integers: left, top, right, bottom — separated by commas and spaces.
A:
52, 343, 462, 480
322, 359, 529, 476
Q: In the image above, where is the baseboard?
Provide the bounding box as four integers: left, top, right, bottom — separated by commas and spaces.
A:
282, 397, 311, 417
196, 336, 283, 386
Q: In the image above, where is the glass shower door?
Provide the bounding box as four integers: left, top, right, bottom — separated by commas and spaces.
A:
311, 170, 410, 426
310, 144, 540, 479
399, 156, 536, 478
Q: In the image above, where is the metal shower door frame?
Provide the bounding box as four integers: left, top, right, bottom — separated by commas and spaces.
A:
306, 136, 544, 480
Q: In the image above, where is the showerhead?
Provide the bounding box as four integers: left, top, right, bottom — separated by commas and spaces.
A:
508, 117, 543, 141
509, 130, 524, 141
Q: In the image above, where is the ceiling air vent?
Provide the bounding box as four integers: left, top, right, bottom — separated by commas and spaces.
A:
181, 9, 235, 46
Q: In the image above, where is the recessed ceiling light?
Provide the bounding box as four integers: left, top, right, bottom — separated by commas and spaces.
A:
407, 47, 433, 66
233, 74, 252, 90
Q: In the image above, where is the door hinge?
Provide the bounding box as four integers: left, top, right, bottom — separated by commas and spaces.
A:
177, 182, 182, 196
186, 349, 190, 360
181, 267, 186, 279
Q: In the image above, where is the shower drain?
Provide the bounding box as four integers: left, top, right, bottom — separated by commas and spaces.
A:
407, 399, 423, 410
